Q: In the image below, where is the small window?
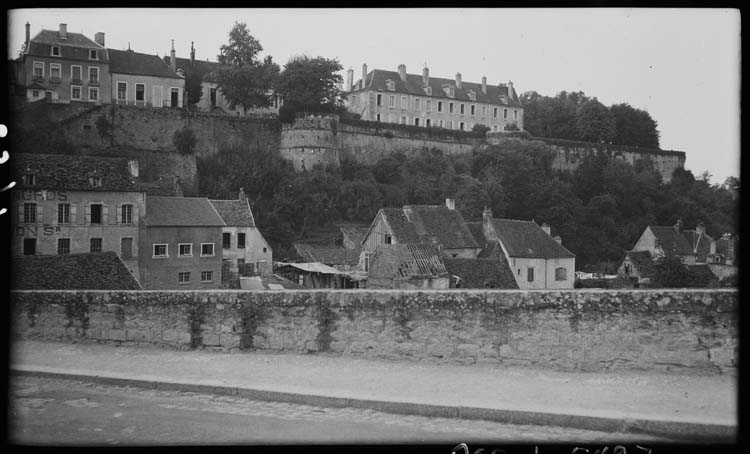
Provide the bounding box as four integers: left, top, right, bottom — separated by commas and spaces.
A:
222, 232, 231, 249
482, 106, 487, 117
71, 85, 81, 100
401, 96, 407, 109
90, 176, 102, 187
493, 107, 498, 119
117, 82, 127, 101
23, 203, 37, 224
178, 243, 193, 257
470, 105, 476, 116
425, 86, 432, 96
153, 244, 168, 258
58, 203, 70, 224
135, 84, 145, 102
33, 62, 44, 79
121, 204, 133, 224
51, 46, 61, 56
178, 272, 191, 284
400, 115, 407, 124
32, 90, 40, 98
201, 271, 213, 282
459, 122, 465, 131
376, 93, 382, 107
50, 64, 61, 81
503, 108, 508, 119
426, 99, 432, 112
555, 267, 567, 281
437, 101, 443, 113
23, 238, 36, 256
414, 117, 420, 126
426, 119, 431, 127
389, 95, 395, 108
89, 67, 99, 83
89, 49, 99, 60
121, 238, 133, 259
88, 87, 99, 101
263, 247, 267, 253
460, 104, 465, 115
376, 113, 381, 122
71, 65, 82, 82
527, 267, 534, 282
90, 204, 102, 224
384, 234, 392, 245
514, 110, 518, 120
449, 102, 454, 114
90, 238, 103, 253
57, 238, 71, 255
439, 119, 444, 128
364, 255, 370, 272
201, 243, 215, 256
22, 175, 36, 185
414, 98, 421, 111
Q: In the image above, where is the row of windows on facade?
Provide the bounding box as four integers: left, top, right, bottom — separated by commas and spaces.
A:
379, 80, 485, 100
519, 266, 568, 282
46, 46, 100, 60
21, 236, 133, 258
363, 94, 519, 120
372, 114, 512, 131
178, 271, 214, 284
21, 202, 134, 225
32, 61, 100, 84
116, 82, 180, 103
152, 242, 215, 258
221, 232, 268, 253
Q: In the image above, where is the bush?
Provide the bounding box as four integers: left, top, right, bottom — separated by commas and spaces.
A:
173, 127, 197, 155
504, 122, 520, 131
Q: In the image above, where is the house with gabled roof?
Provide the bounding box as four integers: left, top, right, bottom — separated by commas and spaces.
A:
360, 198, 480, 272
617, 250, 656, 287
345, 63, 523, 132
367, 244, 450, 290
630, 219, 716, 265
109, 42, 184, 108
340, 224, 370, 250
12, 153, 145, 280
208, 188, 273, 278
12, 251, 141, 290
138, 196, 224, 289
16, 22, 110, 104
476, 208, 576, 289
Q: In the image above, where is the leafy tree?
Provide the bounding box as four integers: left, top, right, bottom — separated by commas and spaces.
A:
575, 98, 616, 143
275, 55, 344, 120
184, 71, 203, 107
218, 22, 263, 66
519, 90, 589, 140
610, 103, 660, 148
173, 128, 197, 154
472, 123, 491, 135
652, 255, 693, 288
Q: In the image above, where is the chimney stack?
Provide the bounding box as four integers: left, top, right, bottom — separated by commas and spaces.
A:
445, 198, 455, 210
190, 41, 195, 66
94, 32, 105, 47
127, 160, 139, 178
346, 68, 354, 92
361, 63, 368, 88
397, 64, 407, 82
541, 223, 551, 236
455, 72, 462, 89
25, 22, 30, 51
481, 76, 487, 94
507, 80, 514, 99
482, 206, 497, 241
422, 66, 429, 86
674, 218, 683, 233
59, 23, 67, 40
553, 235, 562, 244
170, 39, 176, 72
239, 187, 247, 203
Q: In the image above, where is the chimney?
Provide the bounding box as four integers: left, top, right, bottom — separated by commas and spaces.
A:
94, 32, 105, 47
173, 177, 183, 197
481, 76, 487, 94
482, 206, 497, 241
455, 72, 462, 89
361, 63, 368, 88
25, 22, 30, 51
127, 160, 139, 178
59, 23, 67, 40
674, 218, 683, 233
541, 223, 551, 236
397, 64, 407, 82
507, 80, 514, 100
239, 187, 247, 203
445, 198, 455, 210
190, 41, 195, 66
553, 235, 562, 244
170, 39, 176, 72
346, 68, 354, 92
422, 66, 429, 86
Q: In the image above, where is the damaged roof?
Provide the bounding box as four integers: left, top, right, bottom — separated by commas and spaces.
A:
369, 244, 448, 280
376, 205, 479, 250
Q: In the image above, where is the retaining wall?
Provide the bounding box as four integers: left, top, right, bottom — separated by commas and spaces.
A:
11, 289, 737, 375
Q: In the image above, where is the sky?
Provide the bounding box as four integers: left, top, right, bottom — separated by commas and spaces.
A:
6, 8, 741, 182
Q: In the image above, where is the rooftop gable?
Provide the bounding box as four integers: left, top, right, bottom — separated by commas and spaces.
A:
492, 219, 576, 258
13, 153, 143, 192
143, 197, 225, 227
12, 252, 141, 290
208, 199, 255, 227
647, 226, 695, 256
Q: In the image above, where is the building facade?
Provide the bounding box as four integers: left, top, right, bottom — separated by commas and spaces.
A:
12, 153, 145, 279
138, 197, 224, 289
346, 63, 523, 132
18, 22, 111, 104
109, 47, 185, 108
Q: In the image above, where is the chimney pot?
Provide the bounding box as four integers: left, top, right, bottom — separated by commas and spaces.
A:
507, 80, 514, 99
25, 22, 30, 50
239, 187, 247, 202
346, 68, 354, 92
422, 66, 429, 85
481, 76, 487, 94
361, 63, 368, 88
455, 72, 462, 89
59, 23, 67, 39
398, 64, 406, 82
541, 223, 551, 236
445, 198, 455, 210
170, 40, 176, 72
94, 32, 105, 47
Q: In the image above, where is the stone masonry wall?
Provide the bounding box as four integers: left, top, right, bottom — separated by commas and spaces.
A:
11, 289, 737, 375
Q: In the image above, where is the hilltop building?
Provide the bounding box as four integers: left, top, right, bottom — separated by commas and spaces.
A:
345, 63, 523, 132
109, 44, 184, 108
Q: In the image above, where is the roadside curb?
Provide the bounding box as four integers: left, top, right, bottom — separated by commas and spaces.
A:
11, 367, 736, 442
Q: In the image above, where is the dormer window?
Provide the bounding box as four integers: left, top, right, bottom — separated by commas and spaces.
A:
51, 46, 61, 56
448, 86, 455, 97
22, 174, 36, 185
89, 176, 102, 187
89, 49, 99, 60
468, 90, 476, 101
386, 79, 395, 91
424, 86, 432, 96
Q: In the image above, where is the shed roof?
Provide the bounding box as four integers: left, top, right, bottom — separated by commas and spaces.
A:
276, 262, 344, 275
13, 153, 143, 192
492, 219, 576, 258
109, 49, 182, 79
293, 243, 361, 266
143, 197, 225, 227
12, 252, 141, 290
369, 244, 448, 280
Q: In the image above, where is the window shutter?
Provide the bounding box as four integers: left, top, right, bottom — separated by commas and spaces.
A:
70, 204, 78, 224
103, 205, 110, 224
52, 206, 58, 226
116, 204, 122, 224
85, 204, 91, 224
17, 203, 24, 225
36, 205, 43, 224
133, 205, 139, 224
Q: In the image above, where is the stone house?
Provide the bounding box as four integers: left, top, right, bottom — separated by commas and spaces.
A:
473, 208, 576, 289
12, 153, 145, 280
12, 251, 141, 290
367, 244, 449, 290
16, 22, 110, 104
360, 198, 480, 272
346, 63, 523, 132
138, 196, 224, 289
109, 45, 184, 108
629, 219, 715, 265
208, 189, 273, 277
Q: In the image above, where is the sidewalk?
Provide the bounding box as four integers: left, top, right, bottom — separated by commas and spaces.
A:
10, 340, 737, 442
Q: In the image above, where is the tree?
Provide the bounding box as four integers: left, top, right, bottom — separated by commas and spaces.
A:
173, 127, 197, 154
275, 55, 343, 119
610, 103, 660, 148
218, 22, 263, 66
471, 123, 490, 136
184, 71, 203, 107
575, 99, 616, 143
652, 255, 693, 288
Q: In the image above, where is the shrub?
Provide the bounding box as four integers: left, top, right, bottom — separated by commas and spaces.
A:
173, 127, 197, 154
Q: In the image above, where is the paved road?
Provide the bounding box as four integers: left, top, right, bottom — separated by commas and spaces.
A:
9, 376, 672, 445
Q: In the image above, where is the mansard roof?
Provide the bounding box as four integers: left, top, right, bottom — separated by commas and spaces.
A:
109, 49, 182, 79
354, 69, 522, 107
13, 153, 143, 192
208, 199, 256, 227
143, 197, 225, 227
492, 219, 576, 259
12, 252, 142, 290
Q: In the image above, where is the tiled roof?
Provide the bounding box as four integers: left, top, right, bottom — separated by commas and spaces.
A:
648, 226, 693, 256
369, 244, 448, 280
208, 199, 255, 227
169, 56, 227, 81
625, 250, 655, 277
340, 225, 370, 247
109, 49, 181, 79
27, 41, 108, 63
492, 219, 576, 258
12, 252, 141, 290
30, 29, 104, 48
444, 256, 518, 289
354, 69, 522, 107
379, 205, 479, 249
466, 222, 486, 245
293, 243, 361, 266
143, 197, 225, 227
13, 153, 143, 192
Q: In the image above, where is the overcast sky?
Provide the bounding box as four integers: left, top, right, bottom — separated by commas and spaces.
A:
7, 8, 741, 182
